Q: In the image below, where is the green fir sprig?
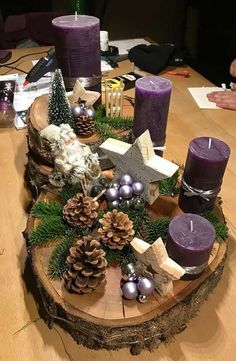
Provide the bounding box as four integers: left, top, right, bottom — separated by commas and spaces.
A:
94, 105, 133, 140
29, 216, 68, 245
117, 204, 150, 235
201, 210, 228, 241
103, 245, 136, 267
59, 185, 82, 204
48, 232, 77, 279
159, 170, 180, 196
145, 217, 171, 244
31, 201, 63, 218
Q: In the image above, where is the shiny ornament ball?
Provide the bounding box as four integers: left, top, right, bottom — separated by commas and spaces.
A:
137, 277, 155, 295
90, 184, 103, 197
132, 181, 144, 195
106, 187, 119, 202
121, 263, 138, 281
120, 174, 133, 186
119, 185, 133, 199
99, 177, 110, 188
109, 181, 120, 190
85, 107, 95, 119
122, 282, 139, 300
133, 196, 145, 209
109, 199, 120, 210
123, 199, 133, 208
71, 104, 84, 117
138, 294, 148, 303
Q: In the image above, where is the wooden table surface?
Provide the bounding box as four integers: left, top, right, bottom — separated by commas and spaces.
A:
0, 47, 236, 361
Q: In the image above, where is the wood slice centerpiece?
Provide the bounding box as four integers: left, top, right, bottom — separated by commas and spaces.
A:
24, 191, 227, 354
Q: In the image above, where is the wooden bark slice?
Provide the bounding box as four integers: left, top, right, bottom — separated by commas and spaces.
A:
24, 192, 227, 354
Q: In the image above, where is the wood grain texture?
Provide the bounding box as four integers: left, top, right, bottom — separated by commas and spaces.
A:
0, 47, 236, 360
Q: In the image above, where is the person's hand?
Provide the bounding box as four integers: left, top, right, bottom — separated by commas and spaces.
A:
207, 91, 236, 110
230, 59, 236, 77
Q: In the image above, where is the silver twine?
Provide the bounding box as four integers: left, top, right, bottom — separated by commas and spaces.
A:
181, 179, 221, 201
64, 75, 101, 89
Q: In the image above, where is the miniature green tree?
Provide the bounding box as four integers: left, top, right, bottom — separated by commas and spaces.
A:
48, 68, 75, 128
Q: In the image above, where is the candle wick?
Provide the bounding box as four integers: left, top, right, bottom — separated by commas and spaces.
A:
150, 80, 155, 86
75, 11, 78, 21
208, 137, 212, 149
190, 220, 193, 232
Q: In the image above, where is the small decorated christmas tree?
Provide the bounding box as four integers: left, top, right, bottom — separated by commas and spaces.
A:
48, 69, 75, 128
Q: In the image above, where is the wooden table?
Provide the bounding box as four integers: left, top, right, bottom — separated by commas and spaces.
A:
0, 47, 236, 361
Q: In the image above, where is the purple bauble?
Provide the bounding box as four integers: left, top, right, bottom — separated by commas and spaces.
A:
71, 104, 84, 117
119, 185, 133, 199
85, 107, 95, 119
137, 277, 155, 295
0, 100, 12, 111
132, 181, 144, 195
122, 282, 139, 300
120, 174, 133, 186
109, 199, 120, 210
106, 187, 119, 202
109, 181, 120, 190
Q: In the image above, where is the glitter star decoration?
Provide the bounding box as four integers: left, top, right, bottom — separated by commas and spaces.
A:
68, 80, 101, 107
99, 130, 179, 204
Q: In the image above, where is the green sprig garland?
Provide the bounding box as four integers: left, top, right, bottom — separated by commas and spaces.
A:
94, 105, 133, 140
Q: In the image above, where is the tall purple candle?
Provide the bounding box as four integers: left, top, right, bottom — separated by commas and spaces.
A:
52, 15, 101, 91
166, 213, 216, 279
133, 76, 172, 151
178, 137, 230, 213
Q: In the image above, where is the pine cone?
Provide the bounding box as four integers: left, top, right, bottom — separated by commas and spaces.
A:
63, 193, 99, 228
98, 210, 135, 250
75, 114, 95, 137
64, 236, 107, 294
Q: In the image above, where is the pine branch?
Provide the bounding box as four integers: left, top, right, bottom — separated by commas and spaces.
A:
59, 185, 82, 204
145, 217, 170, 244
103, 245, 136, 266
48, 233, 77, 279
94, 120, 118, 140
159, 170, 180, 196
31, 201, 63, 218
97, 115, 133, 129
117, 204, 150, 235
29, 216, 68, 245
201, 210, 228, 241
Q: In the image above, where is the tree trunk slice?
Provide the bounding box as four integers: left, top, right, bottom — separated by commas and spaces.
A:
24, 191, 227, 353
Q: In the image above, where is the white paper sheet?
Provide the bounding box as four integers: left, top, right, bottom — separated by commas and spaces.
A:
188, 87, 227, 109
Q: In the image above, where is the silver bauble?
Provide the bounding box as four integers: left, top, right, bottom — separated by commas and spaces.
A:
133, 196, 145, 209
138, 294, 148, 303
132, 181, 144, 195
109, 181, 120, 190
71, 104, 84, 117
121, 263, 138, 281
108, 199, 120, 210
106, 187, 119, 202
120, 174, 133, 186
85, 107, 95, 118
122, 282, 138, 300
119, 185, 133, 199
137, 277, 155, 295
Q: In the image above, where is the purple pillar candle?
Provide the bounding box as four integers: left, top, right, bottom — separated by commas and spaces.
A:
166, 213, 216, 279
133, 76, 172, 153
52, 15, 101, 91
178, 137, 230, 214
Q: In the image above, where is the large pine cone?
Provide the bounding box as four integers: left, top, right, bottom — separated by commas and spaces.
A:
98, 209, 134, 250
75, 114, 95, 137
64, 236, 107, 294
63, 193, 99, 228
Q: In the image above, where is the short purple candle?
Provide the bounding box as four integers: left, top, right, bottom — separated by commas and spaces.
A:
179, 137, 230, 214
166, 213, 216, 278
133, 76, 172, 151
52, 15, 101, 91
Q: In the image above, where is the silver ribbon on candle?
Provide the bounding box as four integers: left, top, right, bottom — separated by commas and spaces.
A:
64, 74, 101, 89
181, 179, 221, 201
182, 262, 208, 275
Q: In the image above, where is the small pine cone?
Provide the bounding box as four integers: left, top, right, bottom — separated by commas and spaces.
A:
63, 193, 99, 228
64, 236, 107, 294
75, 114, 95, 137
98, 209, 135, 250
